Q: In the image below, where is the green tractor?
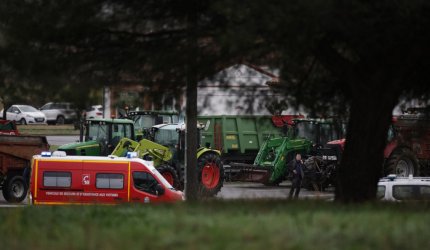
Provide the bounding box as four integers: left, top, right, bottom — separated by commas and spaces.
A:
228, 118, 344, 187
58, 110, 178, 156
112, 123, 224, 197
58, 118, 135, 156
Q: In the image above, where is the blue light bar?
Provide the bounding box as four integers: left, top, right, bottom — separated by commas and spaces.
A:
126, 152, 138, 158
41, 151, 52, 157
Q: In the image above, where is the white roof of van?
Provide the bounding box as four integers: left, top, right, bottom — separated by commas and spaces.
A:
33, 155, 156, 170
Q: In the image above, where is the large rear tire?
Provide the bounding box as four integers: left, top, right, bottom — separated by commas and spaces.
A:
198, 153, 224, 197
156, 165, 181, 190
385, 148, 419, 177
3, 175, 27, 203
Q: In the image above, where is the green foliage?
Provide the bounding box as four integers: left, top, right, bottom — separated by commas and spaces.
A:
1, 0, 430, 201
1, 201, 430, 249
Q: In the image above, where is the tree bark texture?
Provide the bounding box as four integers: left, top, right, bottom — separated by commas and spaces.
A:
335, 89, 400, 202
184, 0, 199, 201
185, 80, 198, 201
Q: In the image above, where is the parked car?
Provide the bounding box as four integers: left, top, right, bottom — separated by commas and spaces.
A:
1, 105, 47, 125
85, 105, 103, 119
377, 175, 430, 201
40, 102, 78, 125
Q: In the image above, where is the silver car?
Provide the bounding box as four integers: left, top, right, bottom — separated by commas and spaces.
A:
40, 102, 77, 124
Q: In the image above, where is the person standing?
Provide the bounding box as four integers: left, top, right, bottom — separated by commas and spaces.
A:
288, 153, 305, 199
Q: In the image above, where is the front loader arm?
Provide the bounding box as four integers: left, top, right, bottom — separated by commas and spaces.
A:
111, 137, 173, 167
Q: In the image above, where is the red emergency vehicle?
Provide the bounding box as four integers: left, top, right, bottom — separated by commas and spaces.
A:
29, 153, 184, 205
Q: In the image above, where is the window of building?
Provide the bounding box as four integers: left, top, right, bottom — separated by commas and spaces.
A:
133, 171, 159, 195
96, 173, 124, 189
43, 172, 71, 188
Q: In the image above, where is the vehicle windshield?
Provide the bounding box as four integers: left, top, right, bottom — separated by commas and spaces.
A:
294, 122, 318, 141
18, 106, 38, 112
319, 123, 338, 144
133, 115, 155, 130
153, 128, 178, 147
133, 114, 180, 130
387, 125, 396, 142
86, 122, 109, 142
377, 185, 386, 200
151, 168, 174, 190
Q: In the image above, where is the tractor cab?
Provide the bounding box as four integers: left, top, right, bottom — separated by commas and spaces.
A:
128, 110, 180, 140
291, 118, 345, 147
151, 123, 204, 163
58, 118, 135, 156
152, 124, 184, 163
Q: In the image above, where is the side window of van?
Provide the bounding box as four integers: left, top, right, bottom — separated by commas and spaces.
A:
96, 173, 124, 189
133, 171, 158, 195
44, 172, 71, 188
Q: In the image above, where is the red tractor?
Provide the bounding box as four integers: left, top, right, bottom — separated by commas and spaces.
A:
313, 108, 430, 180
384, 109, 430, 177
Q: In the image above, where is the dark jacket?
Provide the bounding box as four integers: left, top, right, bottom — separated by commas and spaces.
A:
289, 160, 305, 180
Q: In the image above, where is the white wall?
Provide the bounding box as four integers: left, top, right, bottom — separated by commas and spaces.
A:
103, 86, 111, 118
197, 64, 285, 116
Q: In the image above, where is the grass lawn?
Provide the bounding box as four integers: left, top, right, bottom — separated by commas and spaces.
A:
17, 124, 79, 136
1, 200, 430, 250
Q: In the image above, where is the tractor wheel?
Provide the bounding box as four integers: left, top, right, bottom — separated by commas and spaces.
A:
156, 165, 181, 190
301, 156, 327, 191
3, 175, 27, 203
385, 148, 419, 177
198, 153, 224, 197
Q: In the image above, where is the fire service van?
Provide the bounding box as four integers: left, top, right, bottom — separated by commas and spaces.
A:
29, 152, 184, 205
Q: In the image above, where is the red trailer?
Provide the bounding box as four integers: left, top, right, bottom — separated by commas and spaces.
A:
0, 120, 19, 135
0, 134, 49, 202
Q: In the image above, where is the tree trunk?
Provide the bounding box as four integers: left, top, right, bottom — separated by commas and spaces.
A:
184, 0, 200, 201
185, 80, 198, 201
335, 90, 399, 202
2, 102, 8, 120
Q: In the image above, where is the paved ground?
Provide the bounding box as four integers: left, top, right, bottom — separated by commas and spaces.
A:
217, 181, 334, 200
0, 181, 333, 207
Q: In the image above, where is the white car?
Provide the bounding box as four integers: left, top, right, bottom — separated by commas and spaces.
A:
85, 105, 104, 119
2, 105, 47, 125
377, 175, 430, 201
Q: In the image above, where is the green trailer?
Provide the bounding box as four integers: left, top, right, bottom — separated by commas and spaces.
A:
197, 115, 302, 164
